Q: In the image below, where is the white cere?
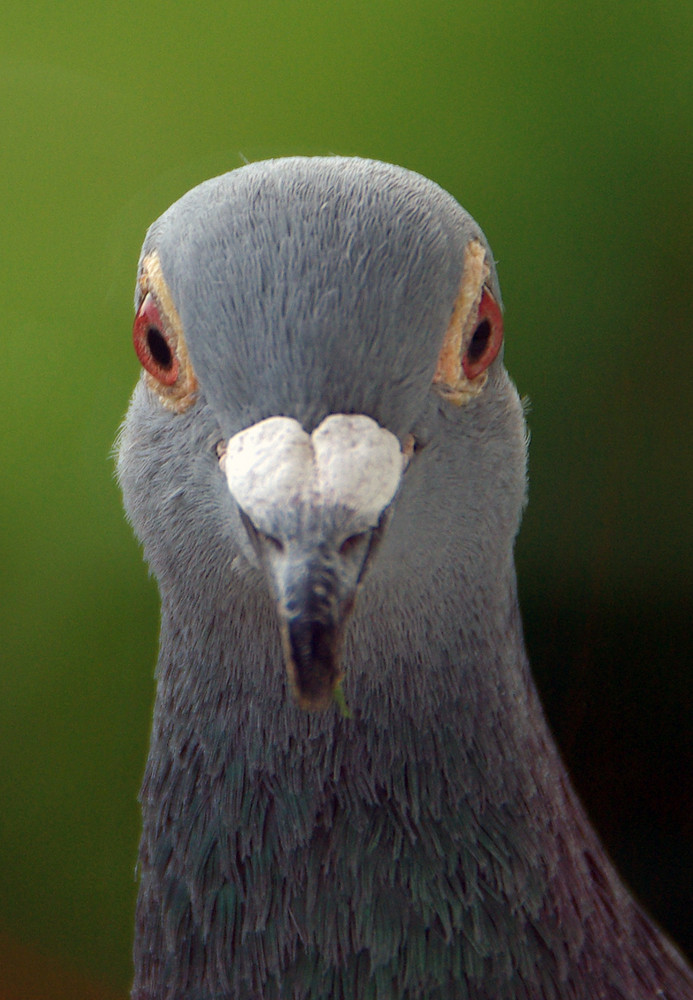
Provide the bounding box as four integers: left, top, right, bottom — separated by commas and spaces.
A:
221, 414, 404, 534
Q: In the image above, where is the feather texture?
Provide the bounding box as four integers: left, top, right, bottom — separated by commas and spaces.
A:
118, 157, 693, 999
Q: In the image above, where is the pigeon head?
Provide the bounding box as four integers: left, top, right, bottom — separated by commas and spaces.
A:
118, 156, 521, 710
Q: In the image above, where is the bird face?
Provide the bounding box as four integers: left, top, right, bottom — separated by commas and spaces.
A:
119, 157, 511, 710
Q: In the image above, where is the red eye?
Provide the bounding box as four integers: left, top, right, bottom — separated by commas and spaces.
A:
462, 287, 504, 380
133, 293, 179, 385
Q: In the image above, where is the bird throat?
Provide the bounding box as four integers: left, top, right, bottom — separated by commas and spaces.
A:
134, 587, 564, 999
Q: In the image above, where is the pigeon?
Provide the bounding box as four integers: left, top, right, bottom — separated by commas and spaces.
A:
117, 156, 693, 1000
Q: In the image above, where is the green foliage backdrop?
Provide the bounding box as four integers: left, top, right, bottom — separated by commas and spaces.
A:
1, 1, 691, 993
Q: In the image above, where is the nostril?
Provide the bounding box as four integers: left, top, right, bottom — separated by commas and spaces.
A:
339, 532, 369, 557
238, 509, 284, 555
260, 531, 284, 553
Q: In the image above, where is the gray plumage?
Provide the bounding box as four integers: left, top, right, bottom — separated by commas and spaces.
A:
117, 156, 693, 999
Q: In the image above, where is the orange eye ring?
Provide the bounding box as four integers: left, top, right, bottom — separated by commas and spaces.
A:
133, 293, 180, 386
462, 287, 504, 380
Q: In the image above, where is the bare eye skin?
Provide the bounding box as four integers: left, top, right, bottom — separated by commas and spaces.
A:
133, 293, 180, 385
462, 287, 504, 380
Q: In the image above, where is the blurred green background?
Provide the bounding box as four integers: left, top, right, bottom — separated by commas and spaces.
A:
1, 1, 691, 995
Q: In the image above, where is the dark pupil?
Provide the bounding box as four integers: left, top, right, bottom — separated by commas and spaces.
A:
147, 327, 173, 369
467, 318, 491, 362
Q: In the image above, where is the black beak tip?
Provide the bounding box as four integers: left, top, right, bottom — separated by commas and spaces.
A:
288, 668, 343, 712
281, 617, 344, 711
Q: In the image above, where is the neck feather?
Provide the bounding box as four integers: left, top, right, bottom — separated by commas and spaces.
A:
133, 566, 693, 999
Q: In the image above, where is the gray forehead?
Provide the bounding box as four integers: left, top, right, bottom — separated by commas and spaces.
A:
139, 157, 498, 435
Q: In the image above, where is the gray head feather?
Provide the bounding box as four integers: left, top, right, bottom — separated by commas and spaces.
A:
138, 157, 498, 436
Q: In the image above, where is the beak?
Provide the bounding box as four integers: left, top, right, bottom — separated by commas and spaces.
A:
220, 414, 405, 709
242, 511, 384, 708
